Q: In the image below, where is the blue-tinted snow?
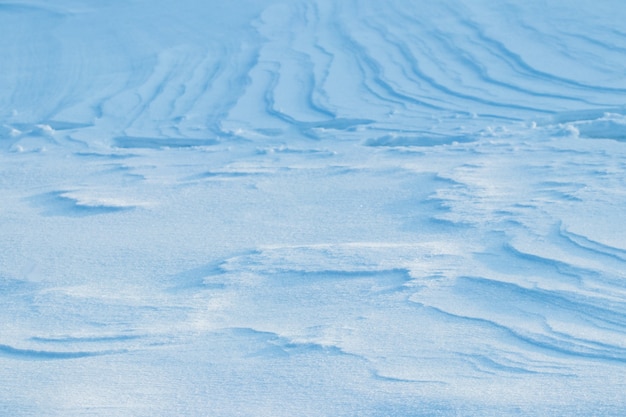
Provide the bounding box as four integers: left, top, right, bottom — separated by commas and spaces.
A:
1, 0, 626, 415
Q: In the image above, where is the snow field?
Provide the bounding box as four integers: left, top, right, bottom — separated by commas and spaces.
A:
2, 0, 626, 415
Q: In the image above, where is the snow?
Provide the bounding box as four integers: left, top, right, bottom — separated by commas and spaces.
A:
2, 0, 626, 415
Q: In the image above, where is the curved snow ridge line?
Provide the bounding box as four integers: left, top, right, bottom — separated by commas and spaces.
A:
185, 170, 265, 182
522, 226, 626, 296
469, 274, 626, 328
417, 276, 626, 361
450, 11, 626, 97
538, 107, 626, 125
500, 243, 590, 284
28, 190, 147, 217
332, 23, 444, 113
87, 40, 256, 141
360, 10, 574, 114
0, 343, 127, 361
563, 114, 626, 142
52, 191, 144, 211
254, 46, 337, 125
499, 235, 626, 298
236, 54, 375, 142
30, 334, 142, 344
475, 237, 626, 313
218, 60, 365, 141
6, 121, 92, 137
143, 46, 218, 124
239, 1, 470, 137
113, 136, 219, 149
1, 123, 59, 153
221, 327, 352, 358
5, 0, 626, 147
111, 46, 220, 133
319, 1, 610, 121
220, 330, 445, 385
364, 133, 475, 147
425, 305, 626, 364
220, 242, 462, 276
456, 352, 541, 376
370, 370, 447, 385
58, 192, 142, 210
534, 108, 626, 141
558, 226, 626, 264
250, 2, 342, 122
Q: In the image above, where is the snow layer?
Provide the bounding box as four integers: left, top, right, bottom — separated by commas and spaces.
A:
2, 0, 626, 415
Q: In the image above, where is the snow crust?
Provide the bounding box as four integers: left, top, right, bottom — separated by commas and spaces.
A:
2, 0, 626, 415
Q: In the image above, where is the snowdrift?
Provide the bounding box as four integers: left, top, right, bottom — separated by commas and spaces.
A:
2, 0, 626, 415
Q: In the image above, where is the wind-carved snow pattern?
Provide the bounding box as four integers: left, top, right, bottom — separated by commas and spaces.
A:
2, 0, 626, 415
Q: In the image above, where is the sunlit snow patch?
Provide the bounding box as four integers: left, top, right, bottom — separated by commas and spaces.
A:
365, 133, 476, 147
543, 108, 626, 142
28, 190, 146, 216
113, 136, 219, 149
572, 113, 626, 142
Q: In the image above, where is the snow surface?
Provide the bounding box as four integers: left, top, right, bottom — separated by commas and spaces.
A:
2, 0, 626, 415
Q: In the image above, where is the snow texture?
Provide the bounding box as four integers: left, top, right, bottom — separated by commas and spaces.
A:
1, 0, 626, 415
